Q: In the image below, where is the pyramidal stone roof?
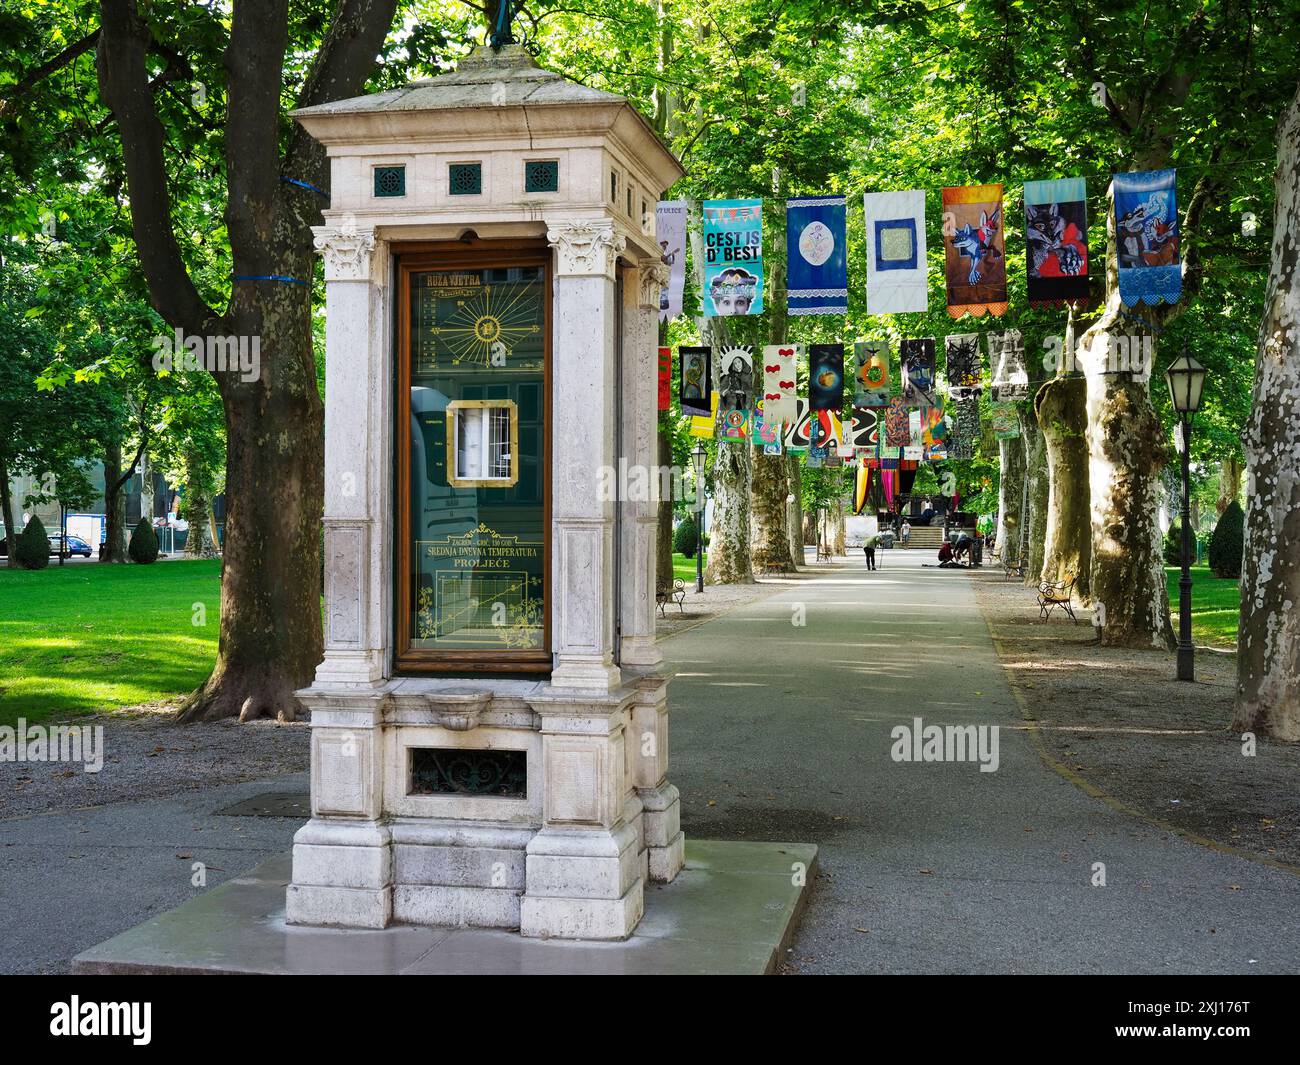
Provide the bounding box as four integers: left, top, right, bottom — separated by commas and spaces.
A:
293, 45, 630, 118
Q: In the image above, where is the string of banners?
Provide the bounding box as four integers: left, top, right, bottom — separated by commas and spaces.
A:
656, 169, 1181, 319
671, 332, 1031, 463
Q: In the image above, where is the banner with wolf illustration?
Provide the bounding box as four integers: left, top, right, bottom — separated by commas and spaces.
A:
703, 199, 764, 316
1113, 169, 1181, 307
863, 189, 928, 314
1023, 177, 1090, 308
787, 197, 847, 315
942, 184, 1008, 318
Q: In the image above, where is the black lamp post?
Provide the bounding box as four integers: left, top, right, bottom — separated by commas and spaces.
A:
1164, 349, 1207, 682
692, 442, 707, 594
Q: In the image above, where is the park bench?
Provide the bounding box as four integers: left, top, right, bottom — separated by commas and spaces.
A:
656, 578, 686, 617
1036, 575, 1078, 623
1001, 551, 1026, 580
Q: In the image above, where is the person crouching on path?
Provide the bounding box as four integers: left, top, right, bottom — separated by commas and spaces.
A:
863, 532, 881, 571
938, 540, 957, 567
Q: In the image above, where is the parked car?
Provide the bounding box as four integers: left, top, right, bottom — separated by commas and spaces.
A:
48, 534, 93, 558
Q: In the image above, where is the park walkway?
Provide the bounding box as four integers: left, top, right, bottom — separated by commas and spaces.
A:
663, 547, 1300, 973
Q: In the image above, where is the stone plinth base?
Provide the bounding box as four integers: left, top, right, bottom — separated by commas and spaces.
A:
72, 840, 818, 976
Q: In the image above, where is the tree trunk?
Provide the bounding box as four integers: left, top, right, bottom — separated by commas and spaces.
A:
749, 252, 795, 574
995, 430, 1025, 557
102, 439, 128, 563
829, 497, 846, 555
0, 455, 16, 568
802, 510, 817, 545
1234, 84, 1300, 740
1036, 374, 1091, 595
690, 205, 753, 585
786, 453, 803, 567
1021, 406, 1049, 583
1216, 455, 1243, 515
184, 450, 219, 560
178, 286, 324, 722
1079, 190, 1175, 650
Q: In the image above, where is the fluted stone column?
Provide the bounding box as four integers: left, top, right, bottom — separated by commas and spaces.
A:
286, 224, 393, 929
544, 219, 625, 694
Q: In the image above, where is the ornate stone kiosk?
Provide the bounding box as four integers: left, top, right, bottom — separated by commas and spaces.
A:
286, 45, 684, 939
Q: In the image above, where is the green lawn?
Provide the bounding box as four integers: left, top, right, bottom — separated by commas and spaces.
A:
0, 560, 222, 727
1165, 565, 1240, 649
672, 552, 698, 583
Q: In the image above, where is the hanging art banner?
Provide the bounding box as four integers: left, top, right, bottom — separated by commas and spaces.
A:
1113, 169, 1181, 307
783, 398, 811, 451
753, 401, 783, 453
853, 340, 891, 408
679, 346, 712, 417
786, 196, 847, 316
703, 199, 764, 316
808, 344, 845, 411
951, 392, 981, 459
718, 406, 751, 442
656, 200, 687, 321
884, 395, 910, 448
1023, 177, 1090, 308
851, 407, 876, 450
717, 345, 754, 412
762, 344, 799, 429
945, 333, 982, 397
922, 403, 947, 447
992, 402, 1020, 439
657, 347, 672, 411
863, 190, 928, 314
689, 392, 718, 439
900, 338, 937, 408
942, 184, 1007, 318
989, 330, 1029, 402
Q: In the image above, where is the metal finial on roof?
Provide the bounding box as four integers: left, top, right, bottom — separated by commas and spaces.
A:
490, 1, 517, 50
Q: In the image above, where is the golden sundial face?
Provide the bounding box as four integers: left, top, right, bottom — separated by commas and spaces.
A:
428, 283, 542, 367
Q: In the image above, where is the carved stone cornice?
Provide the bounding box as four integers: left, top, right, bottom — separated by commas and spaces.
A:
546, 219, 626, 279
313, 226, 376, 282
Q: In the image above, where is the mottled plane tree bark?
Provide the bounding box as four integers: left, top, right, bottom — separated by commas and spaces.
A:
1235, 84, 1300, 740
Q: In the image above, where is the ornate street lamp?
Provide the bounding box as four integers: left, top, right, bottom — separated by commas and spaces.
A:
692, 442, 707, 593
1164, 349, 1207, 682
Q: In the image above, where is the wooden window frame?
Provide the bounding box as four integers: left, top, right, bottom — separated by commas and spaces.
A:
395, 239, 552, 675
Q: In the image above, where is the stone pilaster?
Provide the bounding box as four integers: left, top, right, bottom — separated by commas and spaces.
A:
312, 224, 387, 689
519, 690, 645, 939
545, 219, 625, 693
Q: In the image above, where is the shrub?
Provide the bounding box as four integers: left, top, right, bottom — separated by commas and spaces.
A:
128, 517, 160, 564
1208, 500, 1244, 579
673, 515, 699, 558
1163, 521, 1186, 566
15, 517, 49, 570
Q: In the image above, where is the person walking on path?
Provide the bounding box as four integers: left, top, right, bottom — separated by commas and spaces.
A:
900, 520, 912, 549
863, 532, 881, 571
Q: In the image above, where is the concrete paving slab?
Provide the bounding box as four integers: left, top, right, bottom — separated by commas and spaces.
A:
72, 840, 816, 975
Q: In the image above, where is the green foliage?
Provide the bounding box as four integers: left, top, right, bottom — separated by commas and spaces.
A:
128, 517, 159, 564
674, 514, 699, 558
1163, 521, 1186, 566
15, 517, 49, 569
1208, 500, 1245, 579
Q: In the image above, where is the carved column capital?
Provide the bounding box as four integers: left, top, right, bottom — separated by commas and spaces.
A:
546, 219, 626, 279
313, 226, 376, 282
638, 260, 671, 310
